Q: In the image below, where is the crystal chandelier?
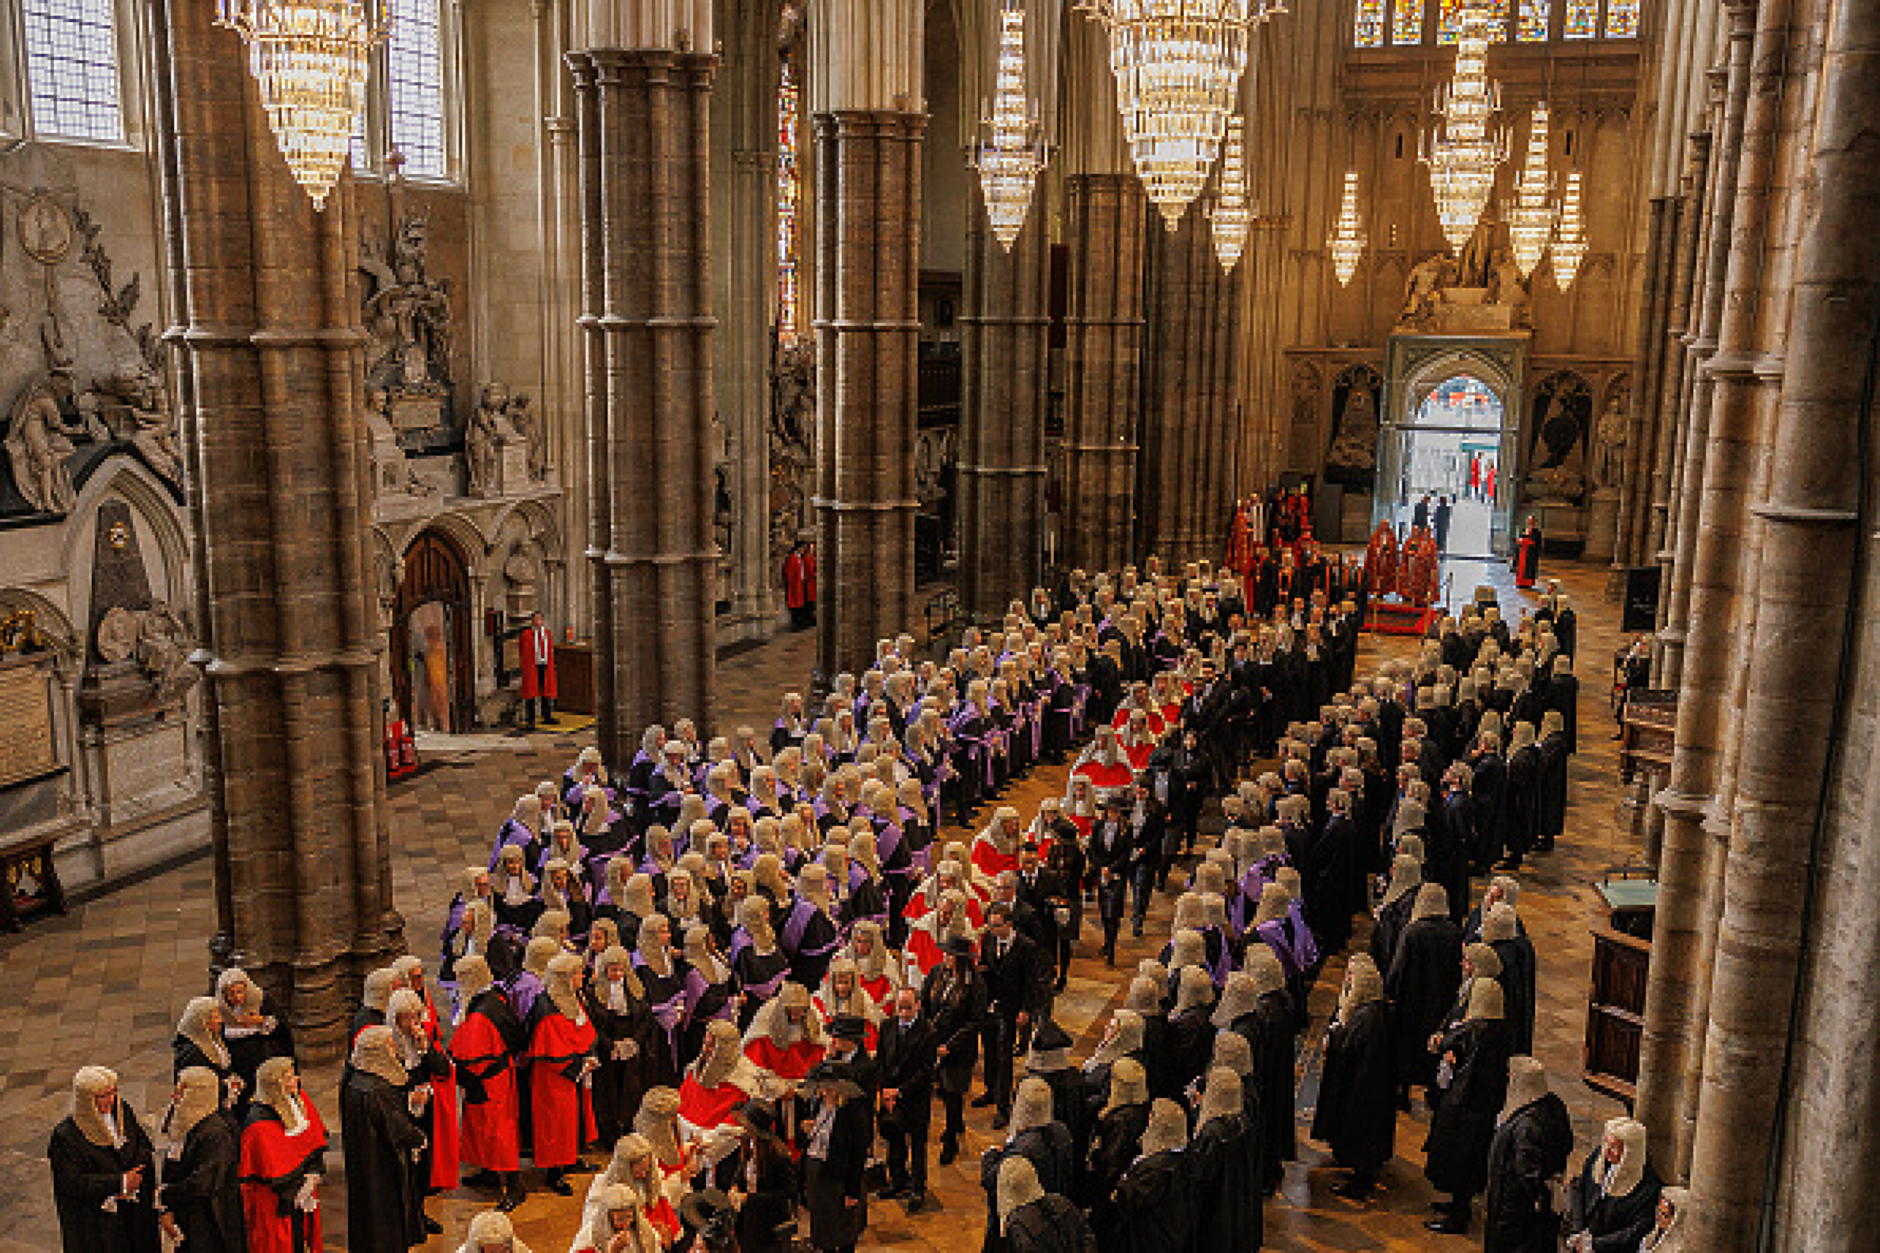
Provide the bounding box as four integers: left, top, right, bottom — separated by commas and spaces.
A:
1208, 114, 1251, 269
216, 0, 388, 210
1078, 0, 1261, 226
1551, 170, 1588, 290
1502, 102, 1557, 279
1419, 0, 1507, 253
973, 0, 1049, 250
1327, 169, 1366, 286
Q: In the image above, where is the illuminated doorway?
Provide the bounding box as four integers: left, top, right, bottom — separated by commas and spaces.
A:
1387, 375, 1505, 560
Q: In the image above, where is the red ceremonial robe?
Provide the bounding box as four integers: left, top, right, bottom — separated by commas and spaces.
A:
856, 972, 896, 1011
418, 1004, 460, 1189
449, 1009, 521, 1172
744, 1034, 824, 1082
969, 835, 1019, 882
526, 1011, 597, 1168
519, 627, 559, 700
239, 1099, 329, 1253
677, 1072, 748, 1132
1072, 758, 1134, 796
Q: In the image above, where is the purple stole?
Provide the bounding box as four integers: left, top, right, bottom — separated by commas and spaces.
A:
508, 970, 544, 1022
682, 967, 735, 1024
633, 956, 688, 1069
780, 898, 840, 962
490, 818, 535, 867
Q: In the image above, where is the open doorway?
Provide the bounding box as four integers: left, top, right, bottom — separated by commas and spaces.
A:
1388, 375, 1505, 560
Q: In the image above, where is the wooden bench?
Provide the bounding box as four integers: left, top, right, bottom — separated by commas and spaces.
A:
1, 831, 67, 932
1618, 688, 1678, 783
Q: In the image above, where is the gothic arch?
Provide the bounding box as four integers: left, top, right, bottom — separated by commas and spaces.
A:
63, 460, 194, 613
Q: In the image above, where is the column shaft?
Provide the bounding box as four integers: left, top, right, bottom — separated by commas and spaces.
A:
813, 110, 924, 680
158, 0, 400, 1057
569, 48, 720, 746
1061, 174, 1147, 573
959, 182, 1050, 619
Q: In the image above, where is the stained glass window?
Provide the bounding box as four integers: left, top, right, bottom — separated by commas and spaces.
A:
1517, 0, 1551, 39
20, 0, 123, 144
1390, 0, 1422, 46
388, 0, 447, 177
1563, 0, 1599, 37
776, 57, 803, 339
1438, 0, 1511, 42
1355, 0, 1386, 46
1603, 0, 1638, 37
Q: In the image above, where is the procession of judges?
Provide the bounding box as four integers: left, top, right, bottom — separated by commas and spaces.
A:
50, 549, 1691, 1253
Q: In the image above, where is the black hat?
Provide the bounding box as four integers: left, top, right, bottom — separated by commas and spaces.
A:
827, 1014, 868, 1041
1028, 1019, 1073, 1054
803, 1061, 864, 1100
942, 935, 976, 958
734, 1099, 784, 1145
680, 1187, 737, 1232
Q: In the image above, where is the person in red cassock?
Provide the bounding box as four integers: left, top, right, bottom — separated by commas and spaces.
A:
784, 534, 817, 631
743, 982, 827, 1083
1514, 515, 1542, 589
392, 956, 458, 1194
519, 611, 558, 730
447, 956, 527, 1211
527, 954, 599, 1194
239, 1058, 327, 1253
678, 1018, 761, 1156
383, 699, 416, 781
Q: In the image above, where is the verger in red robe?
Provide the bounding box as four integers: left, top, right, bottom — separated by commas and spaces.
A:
526, 1009, 597, 1168
238, 1098, 328, 1253
417, 1000, 460, 1189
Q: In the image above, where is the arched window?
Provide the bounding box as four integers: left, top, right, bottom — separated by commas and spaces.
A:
776, 55, 803, 338
1604, 0, 1639, 37
1389, 0, 1421, 46
1356, 0, 1386, 47
18, 0, 123, 143
1562, 0, 1600, 38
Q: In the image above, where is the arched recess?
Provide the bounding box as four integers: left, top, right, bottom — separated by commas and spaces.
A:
392, 529, 475, 734
63, 460, 195, 620
1377, 336, 1529, 556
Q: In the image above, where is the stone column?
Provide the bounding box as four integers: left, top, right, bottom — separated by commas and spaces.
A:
1058, 12, 1146, 575
958, 186, 1050, 619
1060, 174, 1147, 573
567, 31, 719, 755
1613, 198, 1670, 569
1634, 10, 1754, 1163
1643, 133, 1710, 568
811, 109, 924, 679
715, 3, 785, 641
1138, 215, 1200, 563
155, 0, 401, 1057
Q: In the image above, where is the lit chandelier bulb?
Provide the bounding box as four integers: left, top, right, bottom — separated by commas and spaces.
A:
974, 0, 1049, 249
216, 0, 389, 210
1503, 103, 1557, 280
1328, 170, 1366, 286
1551, 170, 1588, 290
1209, 114, 1252, 269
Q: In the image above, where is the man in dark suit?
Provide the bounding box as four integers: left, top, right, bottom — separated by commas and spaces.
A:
1126, 783, 1168, 938
1013, 845, 1062, 981
1087, 795, 1133, 965
977, 902, 1052, 1129
875, 989, 936, 1210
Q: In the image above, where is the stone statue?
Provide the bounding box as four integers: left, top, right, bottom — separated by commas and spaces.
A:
1326, 376, 1381, 472
508, 392, 547, 482
1398, 254, 1456, 330
1458, 216, 1496, 289
465, 383, 508, 497
99, 367, 182, 483
6, 381, 79, 516
361, 214, 454, 394
1487, 247, 1531, 326
1593, 394, 1629, 487
134, 601, 195, 699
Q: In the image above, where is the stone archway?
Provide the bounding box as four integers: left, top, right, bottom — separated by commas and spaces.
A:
391, 529, 475, 734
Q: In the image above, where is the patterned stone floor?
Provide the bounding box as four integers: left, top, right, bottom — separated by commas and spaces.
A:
0, 557, 1642, 1251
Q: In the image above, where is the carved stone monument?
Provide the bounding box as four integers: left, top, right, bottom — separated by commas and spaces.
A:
360, 165, 455, 453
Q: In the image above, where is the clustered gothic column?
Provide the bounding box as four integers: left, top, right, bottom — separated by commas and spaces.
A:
957, 194, 1050, 619
1622, 0, 1880, 1239
155, 0, 400, 1056
567, 8, 718, 761
1058, 13, 1147, 574
1138, 212, 1236, 566
1060, 173, 1147, 573
807, 0, 924, 682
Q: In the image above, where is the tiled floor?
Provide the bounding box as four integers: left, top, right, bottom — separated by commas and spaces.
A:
0, 558, 1641, 1251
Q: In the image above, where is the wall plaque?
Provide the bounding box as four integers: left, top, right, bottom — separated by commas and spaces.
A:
0, 660, 57, 787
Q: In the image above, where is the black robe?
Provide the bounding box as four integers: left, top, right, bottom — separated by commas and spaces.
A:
981, 1122, 1075, 1252
1368, 890, 1418, 973
160, 1111, 245, 1253
1503, 745, 1542, 859
1385, 915, 1463, 1089
1310, 999, 1395, 1171
1165, 1006, 1216, 1098
1109, 1149, 1193, 1253
1137, 1012, 1172, 1099
1468, 753, 1508, 871
1491, 934, 1539, 1056
48, 1108, 160, 1253
1566, 1153, 1664, 1253
1243, 992, 1296, 1173
1423, 1018, 1513, 1199
1483, 1092, 1573, 1253
338, 1070, 428, 1253
1005, 1194, 1097, 1253
1536, 732, 1569, 841
1082, 1101, 1149, 1211
1189, 1111, 1260, 1253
